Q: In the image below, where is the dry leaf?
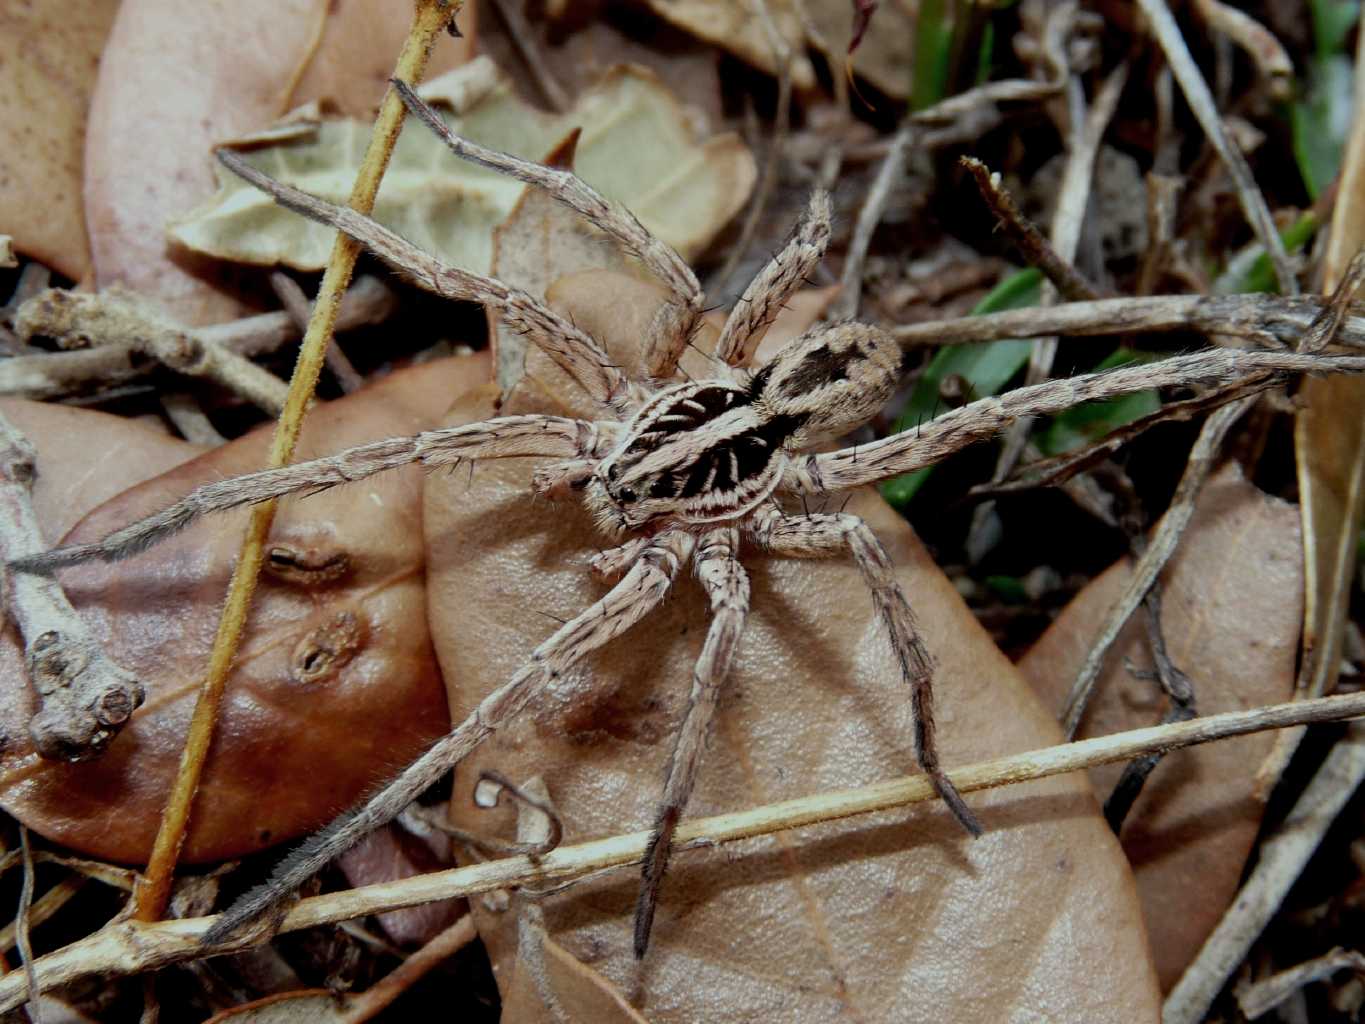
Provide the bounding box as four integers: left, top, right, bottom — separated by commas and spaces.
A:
425, 272, 1160, 1021
83, 0, 473, 325
486, 132, 629, 392
640, 0, 918, 99
1018, 464, 1301, 991
0, 353, 489, 864
171, 59, 755, 276
0, 0, 120, 280
500, 930, 651, 1024
1277, 26, 1365, 787
640, 0, 816, 88
337, 820, 462, 948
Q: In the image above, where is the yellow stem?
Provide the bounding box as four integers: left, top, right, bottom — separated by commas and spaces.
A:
133, 0, 462, 922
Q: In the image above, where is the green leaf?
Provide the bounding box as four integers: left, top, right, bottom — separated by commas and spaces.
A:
880, 268, 1042, 508
1312, 0, 1360, 56
985, 574, 1028, 603
911, 0, 954, 110
1291, 55, 1354, 201
1036, 348, 1160, 456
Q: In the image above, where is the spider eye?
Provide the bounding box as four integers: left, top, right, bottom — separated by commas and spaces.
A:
617, 486, 638, 504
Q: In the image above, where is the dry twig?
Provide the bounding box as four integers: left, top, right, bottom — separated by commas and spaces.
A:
1190, 0, 1293, 98
4, 690, 1365, 1009
13, 289, 290, 415
1164, 722, 1365, 1023
0, 277, 393, 403
0, 412, 144, 760
1136, 0, 1294, 293
1235, 947, 1365, 1020
960, 156, 1103, 303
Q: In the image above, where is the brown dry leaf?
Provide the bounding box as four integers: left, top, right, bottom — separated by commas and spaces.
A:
426, 272, 1160, 1021
640, 0, 917, 99
337, 820, 462, 948
1275, 22, 1365, 788
500, 930, 651, 1024
0, 352, 489, 864
640, 0, 816, 88
1018, 464, 1301, 991
0, 0, 120, 280
171, 59, 755, 277
487, 132, 628, 392
83, 0, 473, 325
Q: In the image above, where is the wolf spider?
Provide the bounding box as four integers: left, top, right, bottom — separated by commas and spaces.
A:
12, 81, 1362, 957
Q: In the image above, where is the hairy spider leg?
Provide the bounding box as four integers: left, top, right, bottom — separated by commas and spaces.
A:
219, 153, 634, 414
783, 348, 1365, 495
10, 416, 608, 573
715, 189, 832, 368
202, 529, 697, 947
752, 509, 983, 837
635, 526, 748, 957
391, 79, 704, 382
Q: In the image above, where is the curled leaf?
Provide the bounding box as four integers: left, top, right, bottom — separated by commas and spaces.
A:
83, 0, 472, 324
171, 59, 755, 274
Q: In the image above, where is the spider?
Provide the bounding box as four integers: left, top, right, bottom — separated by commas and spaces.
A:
11, 80, 1361, 958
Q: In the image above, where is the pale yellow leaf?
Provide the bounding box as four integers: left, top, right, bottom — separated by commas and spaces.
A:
170, 59, 755, 274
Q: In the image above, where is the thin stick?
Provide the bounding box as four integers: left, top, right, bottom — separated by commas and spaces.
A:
1060, 397, 1246, 735
1190, 0, 1292, 98
959, 156, 1104, 302
12, 289, 289, 415
715, 0, 792, 288
0, 877, 86, 954
15, 828, 39, 1024
6, 689, 1365, 1009
1236, 947, 1365, 1020
131, 0, 461, 925
891, 293, 1365, 349
0, 278, 394, 402
487, 0, 570, 113
1164, 721, 1365, 1024
335, 915, 479, 1024
829, 122, 913, 320
269, 272, 364, 393
1137, 0, 1295, 294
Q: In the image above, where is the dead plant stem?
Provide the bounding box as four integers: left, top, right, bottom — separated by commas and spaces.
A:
8, 689, 1365, 1009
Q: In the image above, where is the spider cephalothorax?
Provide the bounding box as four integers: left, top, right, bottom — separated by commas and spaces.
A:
584, 323, 901, 533
11, 79, 1359, 960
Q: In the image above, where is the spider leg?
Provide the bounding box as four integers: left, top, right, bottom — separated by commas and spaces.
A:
634, 526, 748, 957
202, 529, 696, 947
751, 509, 982, 837
715, 190, 832, 368
219, 152, 632, 413
392, 81, 703, 382
11, 416, 611, 573
784, 348, 1365, 494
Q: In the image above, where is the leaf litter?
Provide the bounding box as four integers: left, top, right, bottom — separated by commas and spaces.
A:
170, 58, 755, 277
0, 0, 1359, 1021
